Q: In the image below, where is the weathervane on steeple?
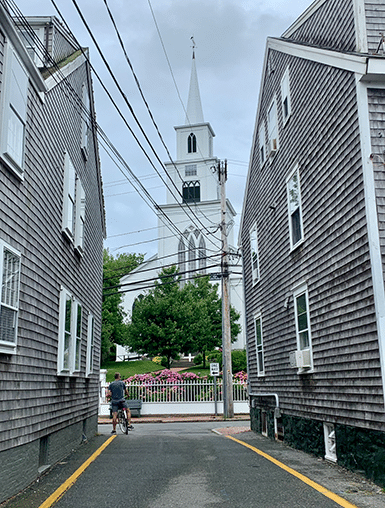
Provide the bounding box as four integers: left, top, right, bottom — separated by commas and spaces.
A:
190, 36, 196, 59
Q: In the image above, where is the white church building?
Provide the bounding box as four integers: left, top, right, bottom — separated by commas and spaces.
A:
119, 52, 245, 357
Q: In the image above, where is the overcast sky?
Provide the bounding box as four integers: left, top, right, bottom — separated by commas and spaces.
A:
15, 0, 313, 259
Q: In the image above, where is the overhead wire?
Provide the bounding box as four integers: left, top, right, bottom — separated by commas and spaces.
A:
8, 0, 188, 243
67, 0, 220, 248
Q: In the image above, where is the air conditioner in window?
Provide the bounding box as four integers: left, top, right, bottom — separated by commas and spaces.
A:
289, 349, 311, 369
269, 138, 278, 156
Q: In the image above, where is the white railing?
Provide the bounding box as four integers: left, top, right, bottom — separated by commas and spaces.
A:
99, 372, 249, 416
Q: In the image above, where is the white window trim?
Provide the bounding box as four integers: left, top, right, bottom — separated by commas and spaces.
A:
75, 178, 85, 255
250, 225, 260, 285
267, 96, 279, 157
86, 313, 94, 376
259, 123, 266, 168
0, 241, 21, 354
72, 300, 82, 373
81, 82, 89, 160
281, 67, 291, 125
58, 287, 83, 376
293, 283, 313, 372
0, 41, 29, 180
254, 313, 265, 376
62, 152, 76, 241
286, 164, 304, 251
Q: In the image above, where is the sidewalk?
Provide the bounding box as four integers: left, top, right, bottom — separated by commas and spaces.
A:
98, 413, 250, 424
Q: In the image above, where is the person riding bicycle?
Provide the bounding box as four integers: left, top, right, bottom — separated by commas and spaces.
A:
107, 372, 133, 434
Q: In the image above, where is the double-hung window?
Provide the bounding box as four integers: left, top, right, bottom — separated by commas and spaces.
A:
287, 165, 304, 249
0, 241, 21, 354
0, 43, 29, 177
81, 82, 90, 159
58, 287, 82, 375
86, 313, 94, 376
267, 99, 278, 156
250, 226, 260, 284
62, 153, 76, 238
281, 68, 291, 125
254, 314, 264, 376
62, 153, 86, 251
293, 283, 313, 369
259, 124, 266, 168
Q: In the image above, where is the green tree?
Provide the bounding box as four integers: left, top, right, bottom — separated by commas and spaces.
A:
127, 266, 186, 368
102, 249, 143, 363
127, 268, 241, 368
183, 276, 241, 368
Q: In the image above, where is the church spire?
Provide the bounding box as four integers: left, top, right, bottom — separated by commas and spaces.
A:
185, 38, 204, 125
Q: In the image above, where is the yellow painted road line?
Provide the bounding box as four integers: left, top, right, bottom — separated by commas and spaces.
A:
226, 435, 359, 508
39, 435, 116, 508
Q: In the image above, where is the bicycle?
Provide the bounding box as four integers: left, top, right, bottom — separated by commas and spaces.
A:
118, 408, 130, 434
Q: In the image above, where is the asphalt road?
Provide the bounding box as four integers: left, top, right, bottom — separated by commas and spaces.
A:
3, 422, 385, 508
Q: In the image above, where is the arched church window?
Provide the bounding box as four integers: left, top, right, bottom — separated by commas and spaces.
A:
182, 181, 200, 203
198, 236, 206, 273
188, 236, 196, 278
188, 133, 197, 153
178, 238, 186, 277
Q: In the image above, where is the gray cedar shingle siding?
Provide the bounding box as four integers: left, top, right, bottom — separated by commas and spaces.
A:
365, 0, 385, 53
242, 40, 385, 430
0, 20, 103, 453
368, 88, 385, 280
285, 0, 356, 52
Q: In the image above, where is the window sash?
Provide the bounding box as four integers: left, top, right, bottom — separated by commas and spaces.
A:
287, 167, 304, 248
267, 100, 278, 145
250, 228, 260, 283
281, 69, 291, 122
294, 287, 311, 354
0, 244, 21, 349
1, 45, 29, 174
259, 126, 265, 166
86, 313, 94, 376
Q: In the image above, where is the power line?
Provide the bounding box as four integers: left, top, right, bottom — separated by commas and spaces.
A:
68, 0, 219, 247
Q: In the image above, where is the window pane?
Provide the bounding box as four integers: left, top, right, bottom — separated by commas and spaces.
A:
291, 208, 302, 245
2, 249, 20, 308
299, 331, 309, 350
0, 306, 16, 342
288, 173, 299, 212
298, 312, 308, 333
255, 318, 262, 345
257, 351, 264, 373
65, 296, 72, 333
296, 293, 307, 315
7, 108, 24, 167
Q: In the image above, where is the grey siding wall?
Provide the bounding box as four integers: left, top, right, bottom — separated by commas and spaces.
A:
368, 88, 385, 280
0, 25, 103, 462
365, 0, 385, 53
242, 47, 385, 431
284, 0, 356, 52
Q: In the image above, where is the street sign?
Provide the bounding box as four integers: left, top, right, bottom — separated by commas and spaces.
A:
210, 363, 220, 376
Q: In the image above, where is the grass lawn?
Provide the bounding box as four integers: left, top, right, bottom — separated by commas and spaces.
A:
101, 359, 212, 381
101, 359, 162, 382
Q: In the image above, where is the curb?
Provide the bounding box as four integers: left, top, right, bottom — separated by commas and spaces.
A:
98, 414, 250, 424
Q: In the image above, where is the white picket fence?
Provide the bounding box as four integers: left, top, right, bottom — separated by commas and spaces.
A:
99, 370, 249, 415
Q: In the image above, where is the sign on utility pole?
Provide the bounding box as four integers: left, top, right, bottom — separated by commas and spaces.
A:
218, 160, 234, 418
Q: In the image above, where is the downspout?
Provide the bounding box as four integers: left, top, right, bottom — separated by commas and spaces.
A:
248, 392, 280, 417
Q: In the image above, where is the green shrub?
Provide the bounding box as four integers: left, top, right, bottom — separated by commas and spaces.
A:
193, 353, 203, 365
231, 350, 247, 372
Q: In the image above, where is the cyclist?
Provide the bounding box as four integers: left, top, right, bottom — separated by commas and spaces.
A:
107, 372, 133, 434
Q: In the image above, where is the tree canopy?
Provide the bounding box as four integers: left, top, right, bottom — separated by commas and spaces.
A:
102, 249, 143, 363
127, 266, 240, 368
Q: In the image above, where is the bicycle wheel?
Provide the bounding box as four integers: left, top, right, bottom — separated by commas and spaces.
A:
118, 410, 128, 434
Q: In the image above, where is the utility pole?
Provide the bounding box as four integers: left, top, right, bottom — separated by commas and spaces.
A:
218, 159, 234, 418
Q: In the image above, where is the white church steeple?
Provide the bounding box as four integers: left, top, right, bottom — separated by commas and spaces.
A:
185, 49, 204, 125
